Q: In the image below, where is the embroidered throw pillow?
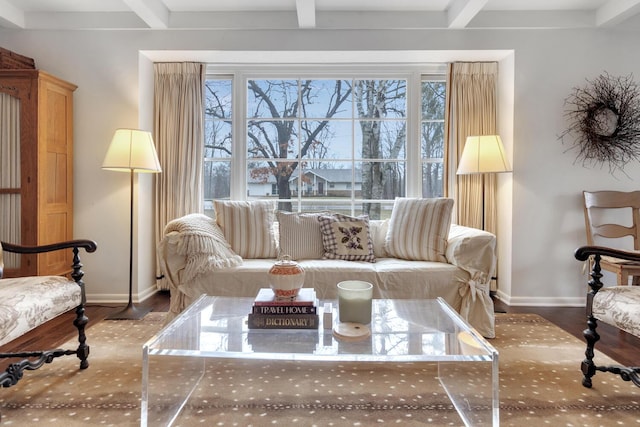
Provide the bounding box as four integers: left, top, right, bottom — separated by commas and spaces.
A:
214, 200, 278, 259
318, 213, 376, 263
276, 211, 326, 260
384, 197, 454, 262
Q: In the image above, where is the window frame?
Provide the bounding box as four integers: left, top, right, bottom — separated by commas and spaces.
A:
204, 64, 446, 210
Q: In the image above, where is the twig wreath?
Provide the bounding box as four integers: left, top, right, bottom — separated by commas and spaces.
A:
559, 72, 640, 174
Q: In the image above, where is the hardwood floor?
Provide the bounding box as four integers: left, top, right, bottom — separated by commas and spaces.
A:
0, 291, 637, 370
493, 297, 639, 367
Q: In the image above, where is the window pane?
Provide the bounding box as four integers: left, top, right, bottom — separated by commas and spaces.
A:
355, 121, 406, 160
247, 120, 299, 160
421, 122, 444, 159
301, 120, 353, 161
204, 79, 233, 159
203, 161, 231, 202
422, 162, 444, 198
421, 81, 446, 120
248, 80, 299, 118
360, 161, 406, 201
421, 78, 445, 199
354, 80, 406, 119
297, 163, 354, 200
204, 120, 232, 159
301, 79, 353, 119
205, 79, 232, 119
247, 160, 289, 197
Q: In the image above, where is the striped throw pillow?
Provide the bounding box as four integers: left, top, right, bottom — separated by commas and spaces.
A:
276, 211, 326, 260
214, 200, 278, 259
384, 198, 454, 262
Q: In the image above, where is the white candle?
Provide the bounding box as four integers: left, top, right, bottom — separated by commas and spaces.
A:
337, 280, 373, 324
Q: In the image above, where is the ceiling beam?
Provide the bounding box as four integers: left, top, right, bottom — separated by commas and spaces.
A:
122, 0, 169, 29
0, 0, 25, 29
296, 0, 316, 29
596, 0, 640, 27
447, 0, 488, 28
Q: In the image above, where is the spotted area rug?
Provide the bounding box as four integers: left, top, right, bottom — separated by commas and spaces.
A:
0, 313, 638, 426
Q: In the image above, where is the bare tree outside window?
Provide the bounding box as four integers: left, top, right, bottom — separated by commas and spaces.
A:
203, 72, 445, 219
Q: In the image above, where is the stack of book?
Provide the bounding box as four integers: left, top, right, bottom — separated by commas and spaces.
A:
247, 288, 319, 329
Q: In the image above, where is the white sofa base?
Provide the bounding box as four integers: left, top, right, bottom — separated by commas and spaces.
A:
159, 220, 497, 338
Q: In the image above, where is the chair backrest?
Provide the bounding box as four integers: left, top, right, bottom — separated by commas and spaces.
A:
583, 190, 640, 250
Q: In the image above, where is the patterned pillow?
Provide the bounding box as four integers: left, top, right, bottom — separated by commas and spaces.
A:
384, 197, 454, 262
276, 211, 326, 260
214, 200, 278, 259
318, 213, 376, 263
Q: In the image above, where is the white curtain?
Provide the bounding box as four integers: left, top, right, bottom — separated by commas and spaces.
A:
444, 62, 499, 290
444, 62, 498, 234
154, 63, 206, 290
0, 92, 21, 268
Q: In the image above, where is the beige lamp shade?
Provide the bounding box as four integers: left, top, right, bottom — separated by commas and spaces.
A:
102, 129, 162, 173
457, 135, 511, 175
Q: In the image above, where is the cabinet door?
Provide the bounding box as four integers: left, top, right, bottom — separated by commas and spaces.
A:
37, 74, 75, 276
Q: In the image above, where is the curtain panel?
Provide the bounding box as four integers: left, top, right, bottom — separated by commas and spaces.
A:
154, 62, 206, 290
444, 62, 498, 234
0, 93, 21, 268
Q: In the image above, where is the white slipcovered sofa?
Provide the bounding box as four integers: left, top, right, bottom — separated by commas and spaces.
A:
158, 198, 497, 338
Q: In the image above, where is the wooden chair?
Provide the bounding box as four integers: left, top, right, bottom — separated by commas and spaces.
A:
575, 246, 640, 388
0, 239, 97, 387
583, 190, 640, 286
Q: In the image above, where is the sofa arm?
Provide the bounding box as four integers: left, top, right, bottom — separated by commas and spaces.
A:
157, 232, 188, 289
446, 224, 496, 284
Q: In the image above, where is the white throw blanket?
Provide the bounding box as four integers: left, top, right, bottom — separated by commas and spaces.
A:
161, 213, 242, 283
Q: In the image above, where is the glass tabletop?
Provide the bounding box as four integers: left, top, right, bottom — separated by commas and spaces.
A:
144, 295, 496, 362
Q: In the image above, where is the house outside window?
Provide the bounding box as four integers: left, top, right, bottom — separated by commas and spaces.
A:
203, 67, 445, 220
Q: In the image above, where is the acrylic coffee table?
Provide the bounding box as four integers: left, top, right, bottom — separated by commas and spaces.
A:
141, 295, 498, 426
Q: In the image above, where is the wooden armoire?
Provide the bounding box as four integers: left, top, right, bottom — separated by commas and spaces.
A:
0, 68, 77, 278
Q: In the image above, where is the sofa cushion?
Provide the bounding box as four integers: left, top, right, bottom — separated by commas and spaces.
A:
385, 197, 454, 262
318, 213, 376, 263
276, 211, 325, 260
214, 200, 278, 259
593, 286, 640, 338
0, 276, 81, 346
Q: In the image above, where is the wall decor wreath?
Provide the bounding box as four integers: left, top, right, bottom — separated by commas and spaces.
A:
559, 72, 640, 173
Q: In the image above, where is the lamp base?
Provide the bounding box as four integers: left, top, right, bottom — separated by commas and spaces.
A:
106, 303, 152, 320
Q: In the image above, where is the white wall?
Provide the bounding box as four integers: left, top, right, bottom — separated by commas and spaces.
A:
1, 28, 639, 305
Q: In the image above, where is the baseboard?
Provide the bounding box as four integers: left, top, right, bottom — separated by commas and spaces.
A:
495, 290, 584, 307
86, 286, 158, 304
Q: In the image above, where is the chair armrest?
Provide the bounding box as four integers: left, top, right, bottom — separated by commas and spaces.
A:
446, 224, 496, 283
0, 240, 97, 280
1, 240, 97, 255
574, 245, 640, 263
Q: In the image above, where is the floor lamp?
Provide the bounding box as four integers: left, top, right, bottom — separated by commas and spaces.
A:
456, 135, 511, 230
457, 135, 511, 294
102, 129, 162, 320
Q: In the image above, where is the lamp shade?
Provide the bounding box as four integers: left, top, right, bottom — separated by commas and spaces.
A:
456, 135, 511, 175
102, 129, 162, 173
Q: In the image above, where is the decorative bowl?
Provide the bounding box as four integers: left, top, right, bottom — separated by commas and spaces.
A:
268, 255, 305, 299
